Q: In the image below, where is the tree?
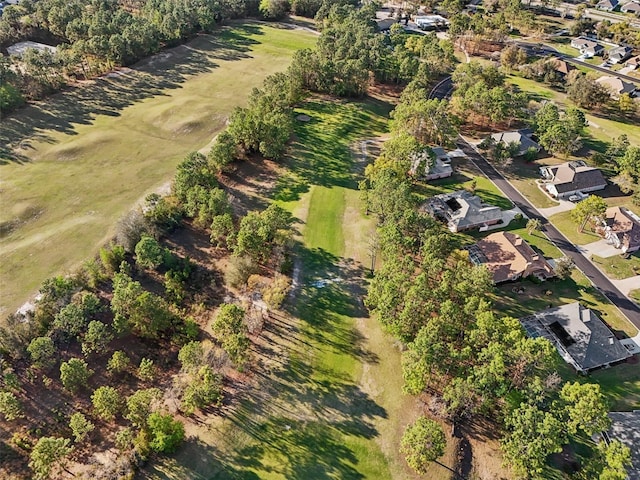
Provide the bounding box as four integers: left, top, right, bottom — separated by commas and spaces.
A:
526, 218, 542, 235
29, 437, 72, 480
210, 213, 235, 248
567, 72, 609, 109
135, 235, 165, 269
0, 391, 22, 420
234, 204, 291, 262
138, 357, 156, 381
92, 386, 122, 421
259, 0, 290, 19
53, 303, 88, 338
570, 195, 607, 232
390, 97, 459, 147
208, 130, 237, 172
27, 336, 56, 369
107, 350, 131, 374
560, 382, 610, 436
212, 304, 250, 367
554, 256, 575, 280
147, 412, 185, 453
178, 341, 204, 372
60, 358, 93, 393
125, 388, 162, 427
82, 320, 113, 355
500, 44, 528, 70
400, 417, 447, 474
69, 412, 95, 442
181, 366, 224, 415
502, 403, 566, 478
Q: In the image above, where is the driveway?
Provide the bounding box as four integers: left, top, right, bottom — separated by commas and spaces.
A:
611, 275, 640, 296
538, 198, 575, 217
578, 239, 623, 259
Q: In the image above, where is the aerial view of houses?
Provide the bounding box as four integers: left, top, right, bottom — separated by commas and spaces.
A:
1, 0, 640, 479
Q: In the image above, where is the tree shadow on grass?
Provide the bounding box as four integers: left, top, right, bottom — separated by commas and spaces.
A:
0, 26, 264, 164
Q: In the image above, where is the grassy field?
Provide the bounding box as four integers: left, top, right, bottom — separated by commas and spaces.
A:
591, 251, 640, 280
0, 23, 317, 316
548, 210, 602, 245
142, 98, 462, 480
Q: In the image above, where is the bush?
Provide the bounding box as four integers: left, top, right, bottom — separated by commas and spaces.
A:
138, 358, 156, 381
135, 235, 165, 269
262, 275, 291, 309
100, 244, 126, 274
178, 341, 204, 372
53, 303, 87, 339
115, 427, 134, 451
125, 388, 162, 427
116, 209, 151, 253
181, 366, 223, 415
147, 413, 185, 453
0, 391, 23, 421
144, 194, 183, 232
82, 321, 113, 355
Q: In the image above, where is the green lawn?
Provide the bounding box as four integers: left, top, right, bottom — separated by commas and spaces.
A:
548, 210, 601, 246
415, 170, 514, 210
492, 268, 638, 338
591, 251, 640, 280
631, 289, 640, 304
510, 178, 558, 209
0, 24, 317, 316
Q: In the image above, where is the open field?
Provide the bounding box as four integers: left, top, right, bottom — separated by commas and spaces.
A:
0, 23, 317, 316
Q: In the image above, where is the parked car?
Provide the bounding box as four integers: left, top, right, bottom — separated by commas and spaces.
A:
568, 192, 590, 202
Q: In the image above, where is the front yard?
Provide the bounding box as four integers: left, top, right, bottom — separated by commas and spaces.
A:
591, 252, 640, 280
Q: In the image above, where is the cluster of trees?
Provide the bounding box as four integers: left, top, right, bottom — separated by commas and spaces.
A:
362, 130, 630, 478
566, 71, 610, 110
290, 4, 456, 98
451, 61, 528, 126
604, 136, 640, 201
533, 102, 587, 158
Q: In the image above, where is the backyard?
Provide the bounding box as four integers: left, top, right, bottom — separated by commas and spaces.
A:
0, 23, 317, 316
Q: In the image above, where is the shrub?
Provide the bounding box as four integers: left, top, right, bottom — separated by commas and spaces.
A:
262, 275, 291, 309
125, 388, 162, 427
100, 244, 126, 274
53, 303, 87, 339
147, 413, 185, 453
0, 391, 23, 421
115, 427, 134, 451
116, 209, 150, 253
82, 321, 113, 355
135, 235, 165, 269
178, 341, 204, 372
225, 255, 258, 289
144, 194, 183, 232
138, 358, 156, 381
181, 366, 223, 415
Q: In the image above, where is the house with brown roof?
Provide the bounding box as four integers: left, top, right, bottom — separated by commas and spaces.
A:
627, 55, 640, 69
540, 160, 607, 199
596, 206, 640, 254
467, 231, 555, 283
621, 0, 640, 14
596, 75, 638, 98
548, 58, 574, 77
520, 302, 633, 373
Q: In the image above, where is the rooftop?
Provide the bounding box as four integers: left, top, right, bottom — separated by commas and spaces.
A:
543, 161, 607, 193
608, 411, 640, 480
520, 302, 632, 372
423, 190, 502, 232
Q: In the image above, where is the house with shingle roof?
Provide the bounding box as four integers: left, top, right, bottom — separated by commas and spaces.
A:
608, 45, 634, 64
547, 57, 574, 77
467, 231, 555, 284
596, 0, 619, 10
596, 206, 640, 254
621, 1, 640, 14
422, 190, 503, 232
520, 302, 632, 373
489, 129, 541, 157
596, 75, 637, 98
540, 160, 607, 199
571, 36, 605, 57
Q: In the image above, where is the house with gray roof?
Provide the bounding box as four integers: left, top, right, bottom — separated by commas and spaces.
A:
540, 160, 607, 199
489, 129, 541, 157
409, 146, 466, 180
422, 190, 503, 232
608, 45, 634, 64
596, 75, 637, 98
596, 0, 619, 10
571, 36, 605, 57
606, 411, 640, 480
520, 302, 632, 373
621, 1, 640, 14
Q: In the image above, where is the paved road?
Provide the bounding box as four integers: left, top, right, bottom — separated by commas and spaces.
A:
455, 139, 640, 330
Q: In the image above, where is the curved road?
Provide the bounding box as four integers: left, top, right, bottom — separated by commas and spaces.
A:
429, 82, 640, 331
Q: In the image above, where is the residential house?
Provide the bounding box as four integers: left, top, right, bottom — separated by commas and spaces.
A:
467, 231, 555, 283
547, 57, 574, 77
520, 302, 632, 373
571, 36, 605, 57
596, 0, 619, 10
489, 129, 541, 157
596, 206, 640, 254
606, 411, 640, 480
596, 75, 638, 98
422, 190, 503, 232
409, 146, 466, 180
621, 0, 640, 14
627, 55, 640, 69
608, 45, 633, 64
540, 160, 607, 199
413, 15, 449, 29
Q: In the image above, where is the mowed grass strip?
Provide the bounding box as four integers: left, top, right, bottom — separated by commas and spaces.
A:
0, 24, 316, 315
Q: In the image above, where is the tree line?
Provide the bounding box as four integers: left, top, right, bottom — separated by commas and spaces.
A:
361, 88, 631, 479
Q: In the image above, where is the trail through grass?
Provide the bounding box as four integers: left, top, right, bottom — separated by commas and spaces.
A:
0, 23, 316, 315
